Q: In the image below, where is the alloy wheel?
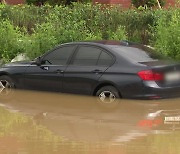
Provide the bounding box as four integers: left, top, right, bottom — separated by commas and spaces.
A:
0, 80, 12, 89
99, 91, 116, 104
0, 80, 12, 96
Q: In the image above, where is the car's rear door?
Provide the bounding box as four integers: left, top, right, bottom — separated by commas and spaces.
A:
23, 45, 77, 92
63, 45, 114, 95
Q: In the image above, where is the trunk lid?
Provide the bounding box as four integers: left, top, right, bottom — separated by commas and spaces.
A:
139, 61, 180, 87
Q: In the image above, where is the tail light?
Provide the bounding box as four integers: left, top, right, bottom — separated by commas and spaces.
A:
138, 70, 164, 81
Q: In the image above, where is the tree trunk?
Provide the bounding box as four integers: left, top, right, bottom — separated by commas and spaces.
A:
2, 0, 7, 4
156, 0, 162, 9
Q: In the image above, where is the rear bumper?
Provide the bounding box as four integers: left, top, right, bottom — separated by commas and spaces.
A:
125, 81, 180, 99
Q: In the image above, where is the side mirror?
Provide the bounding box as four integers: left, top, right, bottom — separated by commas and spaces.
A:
34, 57, 42, 66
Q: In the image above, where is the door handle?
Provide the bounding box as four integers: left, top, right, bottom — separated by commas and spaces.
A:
40, 66, 49, 71
92, 69, 103, 74
55, 69, 64, 74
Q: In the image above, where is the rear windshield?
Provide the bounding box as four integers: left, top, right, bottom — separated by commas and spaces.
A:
110, 45, 165, 62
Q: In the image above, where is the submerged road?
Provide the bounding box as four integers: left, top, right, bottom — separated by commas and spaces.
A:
0, 89, 180, 154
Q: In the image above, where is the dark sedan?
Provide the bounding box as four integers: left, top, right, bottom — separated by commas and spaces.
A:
0, 40, 180, 106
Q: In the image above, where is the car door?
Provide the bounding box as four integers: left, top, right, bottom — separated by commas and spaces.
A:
23, 45, 77, 92
63, 45, 114, 95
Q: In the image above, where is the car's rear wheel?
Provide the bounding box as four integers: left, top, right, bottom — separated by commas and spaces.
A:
0, 75, 15, 99
96, 86, 120, 109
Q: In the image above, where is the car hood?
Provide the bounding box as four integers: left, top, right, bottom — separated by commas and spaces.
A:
2, 61, 34, 67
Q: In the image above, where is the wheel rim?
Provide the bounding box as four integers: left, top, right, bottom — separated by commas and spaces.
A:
0, 80, 12, 89
0, 80, 12, 96
99, 91, 116, 104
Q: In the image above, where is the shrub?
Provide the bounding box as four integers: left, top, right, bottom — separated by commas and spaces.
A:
0, 20, 23, 62
22, 23, 58, 59
131, 0, 166, 8
24, 4, 104, 59
0, 4, 179, 61
26, 0, 91, 5
109, 26, 127, 40
23, 3, 127, 59
26, 0, 58, 5
154, 9, 180, 60
0, 4, 51, 33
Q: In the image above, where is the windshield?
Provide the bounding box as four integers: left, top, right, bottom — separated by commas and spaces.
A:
110, 45, 166, 62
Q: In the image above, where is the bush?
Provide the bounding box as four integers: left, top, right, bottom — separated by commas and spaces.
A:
0, 20, 23, 62
109, 26, 127, 40
0, 4, 179, 61
0, 4, 51, 33
22, 4, 127, 59
132, 0, 166, 8
24, 4, 104, 59
26, 0, 62, 5
26, 0, 91, 5
154, 9, 180, 60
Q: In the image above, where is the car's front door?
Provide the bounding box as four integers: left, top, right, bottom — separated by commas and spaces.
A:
23, 45, 76, 92
63, 45, 114, 95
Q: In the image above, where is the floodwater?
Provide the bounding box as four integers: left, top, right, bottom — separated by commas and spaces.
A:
0, 88, 180, 154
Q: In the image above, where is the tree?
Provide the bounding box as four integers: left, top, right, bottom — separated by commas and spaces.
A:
26, 0, 91, 5
26, 0, 47, 5
131, 0, 166, 8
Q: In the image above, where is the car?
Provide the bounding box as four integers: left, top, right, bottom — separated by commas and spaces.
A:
0, 40, 180, 107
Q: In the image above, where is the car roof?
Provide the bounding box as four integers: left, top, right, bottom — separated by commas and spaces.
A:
64, 40, 155, 54
62, 40, 148, 52
63, 40, 133, 47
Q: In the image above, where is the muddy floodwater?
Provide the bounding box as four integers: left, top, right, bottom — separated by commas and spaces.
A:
0, 89, 180, 154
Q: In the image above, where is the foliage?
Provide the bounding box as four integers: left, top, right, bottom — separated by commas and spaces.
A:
109, 26, 127, 40
154, 9, 180, 60
0, 4, 179, 62
26, 0, 91, 5
131, 0, 166, 8
26, 0, 62, 5
0, 20, 23, 62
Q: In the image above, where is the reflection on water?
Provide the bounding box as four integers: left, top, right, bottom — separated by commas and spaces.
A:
0, 89, 180, 154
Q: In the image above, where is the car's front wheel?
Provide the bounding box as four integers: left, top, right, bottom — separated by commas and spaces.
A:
96, 86, 120, 109
0, 75, 15, 99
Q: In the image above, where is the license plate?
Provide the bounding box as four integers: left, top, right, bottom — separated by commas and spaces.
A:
164, 116, 180, 122
165, 72, 180, 82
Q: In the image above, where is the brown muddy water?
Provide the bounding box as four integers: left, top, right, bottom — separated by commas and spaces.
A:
0, 88, 180, 154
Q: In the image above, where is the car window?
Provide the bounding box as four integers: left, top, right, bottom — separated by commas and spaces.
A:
97, 51, 113, 66
43, 46, 76, 65
72, 46, 102, 66
110, 45, 166, 62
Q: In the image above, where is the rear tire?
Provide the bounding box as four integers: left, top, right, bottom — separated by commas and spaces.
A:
96, 86, 120, 109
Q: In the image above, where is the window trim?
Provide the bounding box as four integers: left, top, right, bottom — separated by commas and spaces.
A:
69, 45, 115, 67
41, 45, 78, 66
96, 49, 114, 67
